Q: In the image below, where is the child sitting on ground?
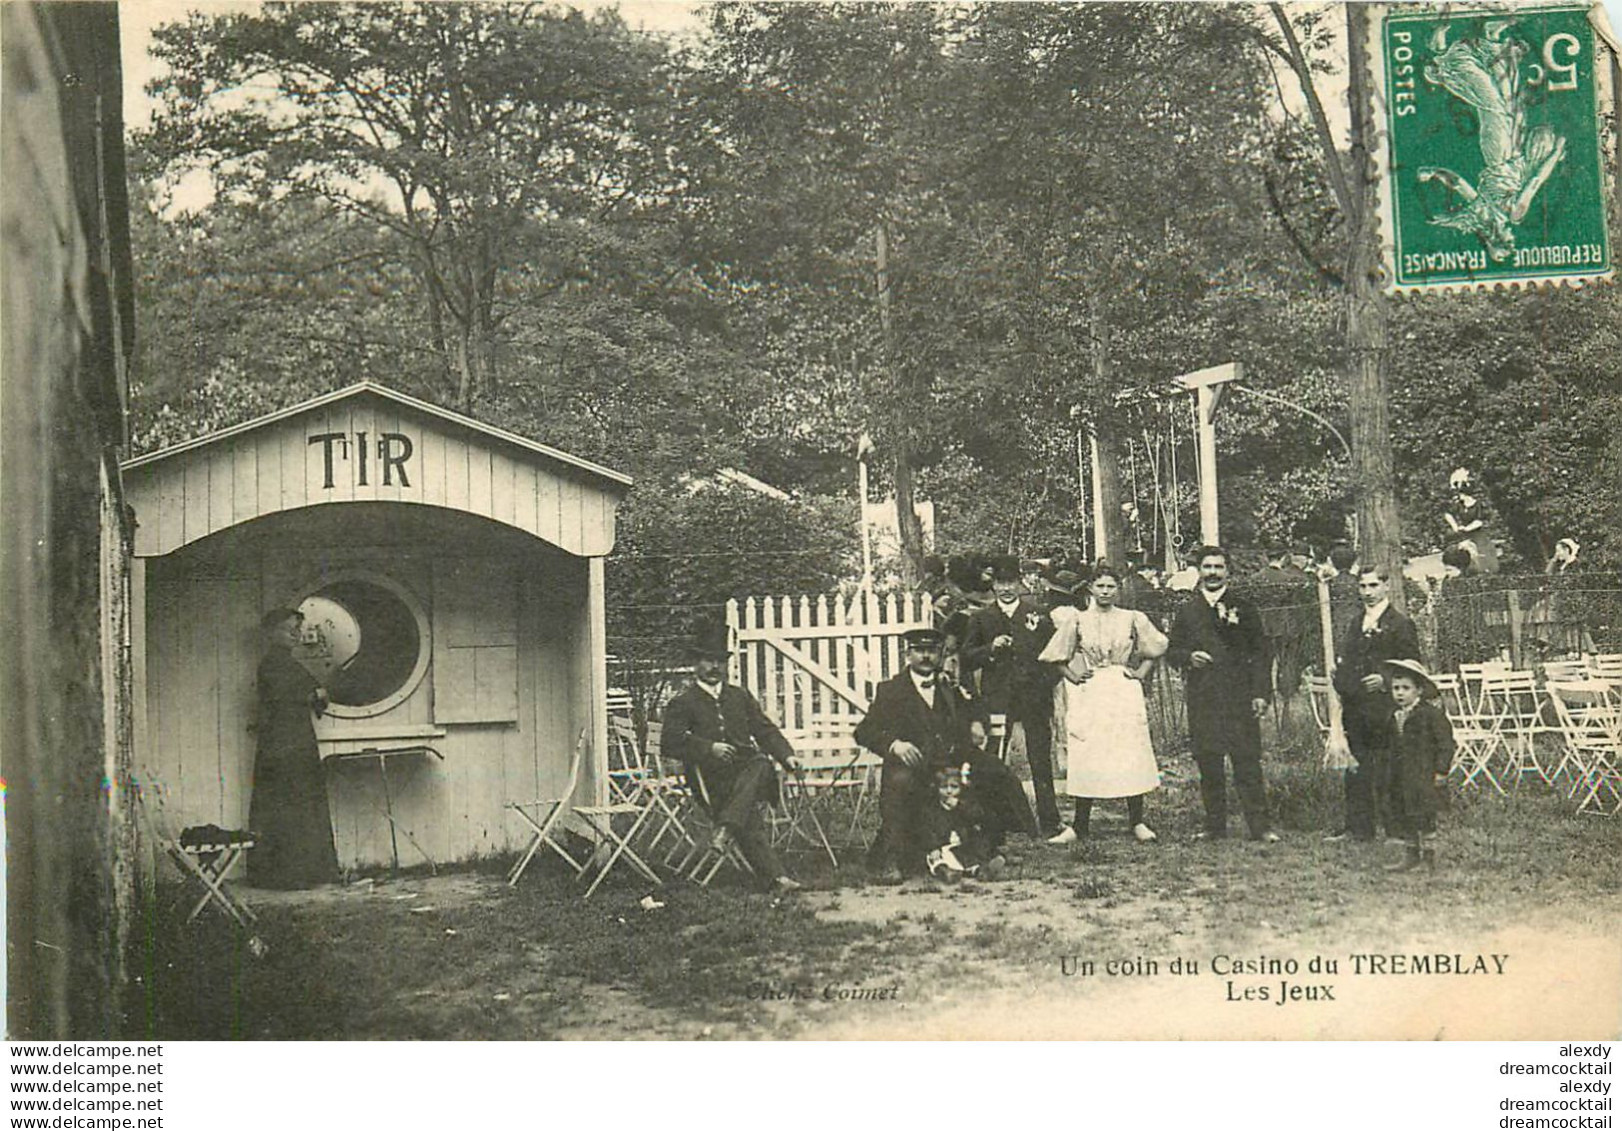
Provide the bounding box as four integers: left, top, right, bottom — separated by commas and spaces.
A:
1382, 660, 1455, 872
918, 764, 1006, 882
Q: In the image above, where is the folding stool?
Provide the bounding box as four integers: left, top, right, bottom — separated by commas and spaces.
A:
134, 772, 265, 953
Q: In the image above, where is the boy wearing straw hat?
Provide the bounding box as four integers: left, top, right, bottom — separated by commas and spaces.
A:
1382, 659, 1454, 872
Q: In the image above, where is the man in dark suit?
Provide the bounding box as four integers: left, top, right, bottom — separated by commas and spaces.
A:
1167, 545, 1278, 842
960, 556, 1062, 835
661, 626, 802, 892
854, 627, 1030, 882
1328, 566, 1421, 843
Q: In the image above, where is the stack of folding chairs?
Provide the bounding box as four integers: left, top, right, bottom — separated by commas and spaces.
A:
1434, 672, 1507, 794
1545, 679, 1621, 815
1477, 667, 1552, 788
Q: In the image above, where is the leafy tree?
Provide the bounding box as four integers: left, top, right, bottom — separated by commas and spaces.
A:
142, 1, 676, 410
607, 480, 858, 670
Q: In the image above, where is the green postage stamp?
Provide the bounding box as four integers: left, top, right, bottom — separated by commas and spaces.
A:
1373, 3, 1614, 292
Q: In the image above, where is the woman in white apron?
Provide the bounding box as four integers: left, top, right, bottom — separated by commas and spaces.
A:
1040, 565, 1168, 843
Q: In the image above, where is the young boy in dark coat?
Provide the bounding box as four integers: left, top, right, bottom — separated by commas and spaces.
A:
1382, 659, 1454, 871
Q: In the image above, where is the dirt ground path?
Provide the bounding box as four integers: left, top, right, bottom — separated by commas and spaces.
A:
243, 865, 1621, 1041
793, 883, 1622, 1040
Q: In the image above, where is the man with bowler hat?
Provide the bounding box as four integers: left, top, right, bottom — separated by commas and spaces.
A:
661, 625, 802, 892
855, 626, 1033, 883
961, 555, 1062, 835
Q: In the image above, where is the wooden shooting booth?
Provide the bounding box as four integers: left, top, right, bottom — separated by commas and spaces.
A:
122, 382, 631, 874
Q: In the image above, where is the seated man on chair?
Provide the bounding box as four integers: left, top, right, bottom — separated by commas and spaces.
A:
855, 626, 1035, 884
661, 625, 803, 893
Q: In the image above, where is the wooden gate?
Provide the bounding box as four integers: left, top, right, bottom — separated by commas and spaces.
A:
726, 592, 931, 734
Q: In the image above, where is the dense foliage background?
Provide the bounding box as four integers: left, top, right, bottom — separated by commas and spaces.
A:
129, 2, 1622, 663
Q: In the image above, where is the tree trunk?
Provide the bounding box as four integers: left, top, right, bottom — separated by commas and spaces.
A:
1090, 295, 1130, 565
876, 219, 924, 584
413, 247, 456, 400
1344, 6, 1406, 611
453, 326, 476, 412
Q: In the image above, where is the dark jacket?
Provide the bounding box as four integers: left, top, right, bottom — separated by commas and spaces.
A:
960, 598, 1057, 718
854, 671, 982, 767
854, 672, 1030, 844
1333, 604, 1421, 739
915, 800, 995, 870
1390, 701, 1454, 778
1166, 589, 1272, 703
1389, 699, 1454, 824
1166, 589, 1271, 755
661, 682, 795, 806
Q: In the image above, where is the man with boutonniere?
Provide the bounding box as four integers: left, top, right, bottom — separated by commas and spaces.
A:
961, 555, 1062, 837
1166, 545, 1278, 843
1328, 566, 1420, 844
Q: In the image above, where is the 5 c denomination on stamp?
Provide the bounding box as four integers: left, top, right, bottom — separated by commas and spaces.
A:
1372, 4, 1613, 292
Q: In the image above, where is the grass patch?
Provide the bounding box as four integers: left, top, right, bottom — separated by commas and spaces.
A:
125, 863, 946, 1039
125, 740, 1621, 1039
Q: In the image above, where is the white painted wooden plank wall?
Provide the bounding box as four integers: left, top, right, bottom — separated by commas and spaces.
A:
126, 396, 619, 559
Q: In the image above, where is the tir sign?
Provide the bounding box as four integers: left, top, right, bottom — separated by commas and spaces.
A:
309, 431, 414, 489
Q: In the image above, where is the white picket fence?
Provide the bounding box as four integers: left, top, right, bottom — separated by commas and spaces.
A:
725, 591, 932, 736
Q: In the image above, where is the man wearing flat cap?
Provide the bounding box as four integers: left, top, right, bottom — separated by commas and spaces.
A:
961, 554, 1062, 835
661, 625, 802, 892
855, 626, 1033, 882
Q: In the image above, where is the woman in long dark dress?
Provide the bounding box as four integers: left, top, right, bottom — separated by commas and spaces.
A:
249, 607, 341, 888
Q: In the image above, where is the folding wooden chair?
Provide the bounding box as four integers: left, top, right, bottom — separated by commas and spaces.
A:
1433, 673, 1506, 794
1458, 660, 1505, 717
1547, 680, 1621, 815
506, 729, 592, 887
1480, 669, 1552, 787
769, 763, 839, 868
1542, 659, 1588, 684
620, 721, 705, 870
134, 771, 264, 948
606, 716, 647, 804
780, 720, 877, 847
571, 790, 664, 899
682, 763, 755, 886
1586, 654, 1622, 688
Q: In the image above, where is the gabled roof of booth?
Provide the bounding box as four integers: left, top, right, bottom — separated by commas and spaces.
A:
123, 381, 632, 488
121, 382, 631, 559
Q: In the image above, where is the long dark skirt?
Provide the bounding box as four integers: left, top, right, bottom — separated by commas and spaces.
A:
249, 651, 340, 888
248, 748, 339, 888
